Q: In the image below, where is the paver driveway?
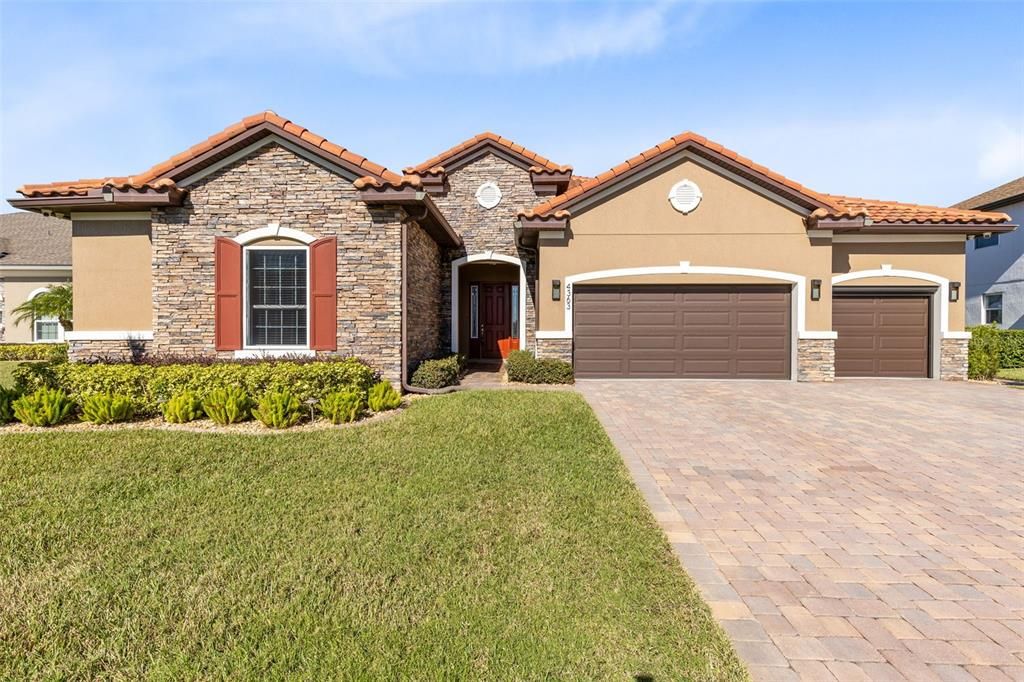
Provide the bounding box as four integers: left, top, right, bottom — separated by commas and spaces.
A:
579, 379, 1024, 682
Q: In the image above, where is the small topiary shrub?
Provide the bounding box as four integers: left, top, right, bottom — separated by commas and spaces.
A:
968, 325, 1002, 380
320, 389, 366, 424
505, 350, 574, 384
1000, 329, 1024, 369
12, 388, 74, 427
252, 389, 304, 429
201, 387, 253, 426
410, 354, 466, 389
162, 392, 204, 423
80, 393, 135, 424
367, 380, 402, 412
0, 387, 18, 424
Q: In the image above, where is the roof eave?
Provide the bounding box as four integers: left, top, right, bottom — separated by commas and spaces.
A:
358, 187, 462, 248
8, 187, 184, 214
811, 218, 1017, 235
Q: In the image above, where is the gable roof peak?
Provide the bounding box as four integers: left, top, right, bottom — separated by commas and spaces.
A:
405, 131, 570, 175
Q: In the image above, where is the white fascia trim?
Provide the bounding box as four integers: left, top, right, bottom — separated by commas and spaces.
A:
831, 268, 962, 338
542, 262, 829, 339
450, 251, 528, 353
233, 223, 316, 245
233, 349, 316, 359
70, 211, 152, 221
65, 331, 154, 341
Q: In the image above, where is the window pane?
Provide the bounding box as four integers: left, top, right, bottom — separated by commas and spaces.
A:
247, 249, 307, 346
986, 309, 1003, 325
510, 285, 520, 338
984, 294, 1002, 310
975, 234, 999, 249
34, 319, 59, 341
470, 285, 479, 340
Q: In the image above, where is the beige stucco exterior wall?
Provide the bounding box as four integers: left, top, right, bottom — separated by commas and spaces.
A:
537, 158, 833, 332
832, 241, 966, 331
71, 220, 153, 331
1, 276, 71, 343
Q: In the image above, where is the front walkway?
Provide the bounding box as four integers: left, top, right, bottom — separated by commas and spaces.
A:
578, 379, 1024, 681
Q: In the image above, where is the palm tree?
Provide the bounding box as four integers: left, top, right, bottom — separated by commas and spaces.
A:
13, 284, 73, 332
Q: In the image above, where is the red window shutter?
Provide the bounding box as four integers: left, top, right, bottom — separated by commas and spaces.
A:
214, 237, 243, 351
309, 237, 338, 351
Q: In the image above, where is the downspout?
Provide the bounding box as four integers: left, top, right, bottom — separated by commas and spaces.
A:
401, 214, 461, 395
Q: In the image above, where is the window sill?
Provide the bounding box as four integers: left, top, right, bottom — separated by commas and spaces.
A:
234, 348, 316, 359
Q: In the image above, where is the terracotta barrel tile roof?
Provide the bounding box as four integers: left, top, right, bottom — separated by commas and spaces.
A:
405, 131, 569, 174
16, 111, 400, 198
816, 195, 1011, 225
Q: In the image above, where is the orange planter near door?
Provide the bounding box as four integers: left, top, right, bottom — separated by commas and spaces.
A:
498, 338, 519, 359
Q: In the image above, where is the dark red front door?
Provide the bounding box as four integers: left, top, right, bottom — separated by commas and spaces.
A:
473, 282, 511, 359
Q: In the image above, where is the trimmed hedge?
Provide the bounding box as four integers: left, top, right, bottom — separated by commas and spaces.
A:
0, 343, 67, 362
13, 358, 377, 416
410, 354, 466, 389
505, 350, 574, 385
968, 325, 1024, 379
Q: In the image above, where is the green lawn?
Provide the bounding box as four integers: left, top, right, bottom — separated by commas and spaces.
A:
997, 367, 1024, 382
0, 391, 745, 680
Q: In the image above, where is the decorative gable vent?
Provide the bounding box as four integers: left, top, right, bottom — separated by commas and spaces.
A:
668, 179, 702, 214
475, 182, 502, 209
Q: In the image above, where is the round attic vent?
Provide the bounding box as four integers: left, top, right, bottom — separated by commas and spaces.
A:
668, 179, 702, 214
475, 182, 502, 209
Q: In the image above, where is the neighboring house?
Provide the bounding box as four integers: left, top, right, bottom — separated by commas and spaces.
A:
955, 176, 1024, 329
8, 111, 1016, 382
0, 212, 72, 343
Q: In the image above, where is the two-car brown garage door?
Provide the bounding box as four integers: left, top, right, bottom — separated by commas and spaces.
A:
573, 286, 791, 379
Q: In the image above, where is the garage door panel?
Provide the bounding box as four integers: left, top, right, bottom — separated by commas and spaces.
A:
574, 310, 624, 325
834, 295, 929, 378
574, 285, 791, 379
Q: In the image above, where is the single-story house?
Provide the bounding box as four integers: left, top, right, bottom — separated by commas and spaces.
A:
0, 211, 71, 343
8, 111, 1016, 382
955, 176, 1024, 329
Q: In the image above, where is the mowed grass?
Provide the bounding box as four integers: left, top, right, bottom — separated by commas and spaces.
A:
997, 367, 1024, 382
0, 391, 745, 681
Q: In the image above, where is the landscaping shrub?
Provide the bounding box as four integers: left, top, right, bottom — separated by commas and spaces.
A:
320, 390, 365, 424
410, 354, 465, 389
12, 388, 74, 427
201, 387, 253, 426
367, 381, 402, 412
162, 392, 204, 423
0, 387, 17, 424
14, 358, 377, 416
968, 325, 1002, 380
1000, 329, 1024, 369
0, 343, 67, 362
80, 393, 135, 424
252, 389, 304, 429
505, 350, 574, 384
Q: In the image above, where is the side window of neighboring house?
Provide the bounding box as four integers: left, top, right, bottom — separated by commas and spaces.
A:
984, 293, 1003, 326
975, 234, 999, 249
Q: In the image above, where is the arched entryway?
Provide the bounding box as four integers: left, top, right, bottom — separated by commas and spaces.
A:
450, 252, 527, 359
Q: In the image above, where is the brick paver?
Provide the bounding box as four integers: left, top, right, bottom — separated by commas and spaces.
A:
579, 379, 1024, 681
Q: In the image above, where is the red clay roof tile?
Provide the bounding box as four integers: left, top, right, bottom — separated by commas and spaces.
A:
17, 111, 400, 197
406, 132, 568, 174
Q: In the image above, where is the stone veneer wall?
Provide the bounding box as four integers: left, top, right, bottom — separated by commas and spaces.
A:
429, 154, 542, 353
150, 143, 406, 383
67, 338, 149, 362
797, 338, 835, 382
940, 337, 968, 381
405, 221, 443, 373
535, 338, 573, 363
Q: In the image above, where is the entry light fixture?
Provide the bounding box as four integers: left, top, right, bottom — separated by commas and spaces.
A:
810, 279, 822, 301
552, 280, 561, 301
949, 281, 960, 303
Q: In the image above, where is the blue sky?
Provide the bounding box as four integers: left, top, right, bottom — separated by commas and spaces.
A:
2, 1, 1022, 209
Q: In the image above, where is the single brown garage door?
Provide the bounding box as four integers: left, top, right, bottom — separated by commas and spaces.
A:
833, 295, 930, 378
573, 285, 791, 379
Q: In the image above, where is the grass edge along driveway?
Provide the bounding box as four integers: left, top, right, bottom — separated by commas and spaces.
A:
0, 390, 746, 681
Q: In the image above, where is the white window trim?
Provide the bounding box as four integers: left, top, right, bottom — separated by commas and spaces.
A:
241, 244, 312, 353
831, 267, 968, 339
232, 223, 317, 246
983, 292, 1004, 326
26, 287, 65, 343
450, 251, 528, 353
